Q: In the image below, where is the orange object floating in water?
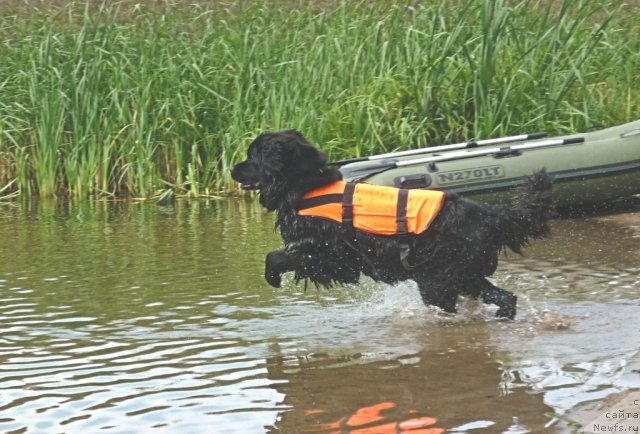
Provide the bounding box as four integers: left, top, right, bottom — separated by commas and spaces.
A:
346, 401, 396, 427
398, 417, 439, 430
302, 401, 444, 433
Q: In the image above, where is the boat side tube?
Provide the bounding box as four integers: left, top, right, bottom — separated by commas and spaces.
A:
332, 132, 548, 166
340, 137, 585, 180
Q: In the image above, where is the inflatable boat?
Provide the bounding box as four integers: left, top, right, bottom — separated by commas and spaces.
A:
335, 120, 640, 208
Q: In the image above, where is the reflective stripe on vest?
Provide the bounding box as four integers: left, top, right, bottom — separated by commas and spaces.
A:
297, 181, 445, 235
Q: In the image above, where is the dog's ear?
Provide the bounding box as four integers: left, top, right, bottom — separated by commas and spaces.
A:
254, 130, 328, 178
254, 133, 286, 176
280, 130, 328, 174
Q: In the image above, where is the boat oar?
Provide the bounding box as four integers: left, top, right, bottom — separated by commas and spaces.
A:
340, 136, 585, 179
331, 132, 547, 166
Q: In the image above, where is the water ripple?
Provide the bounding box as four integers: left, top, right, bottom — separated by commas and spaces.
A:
1, 202, 639, 433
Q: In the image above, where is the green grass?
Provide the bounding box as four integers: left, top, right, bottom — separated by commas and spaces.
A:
0, 0, 639, 199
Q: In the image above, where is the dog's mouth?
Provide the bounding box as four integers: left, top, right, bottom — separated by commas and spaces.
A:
240, 182, 261, 190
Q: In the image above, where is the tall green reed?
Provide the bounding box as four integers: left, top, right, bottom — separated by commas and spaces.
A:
0, 0, 638, 199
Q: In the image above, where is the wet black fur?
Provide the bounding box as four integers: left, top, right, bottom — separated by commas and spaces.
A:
231, 130, 553, 319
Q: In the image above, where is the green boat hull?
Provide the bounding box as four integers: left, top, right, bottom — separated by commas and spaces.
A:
339, 120, 640, 208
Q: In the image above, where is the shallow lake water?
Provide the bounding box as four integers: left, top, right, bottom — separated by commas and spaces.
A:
0, 199, 639, 433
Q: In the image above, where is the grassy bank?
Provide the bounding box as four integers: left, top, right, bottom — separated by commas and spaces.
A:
0, 0, 639, 199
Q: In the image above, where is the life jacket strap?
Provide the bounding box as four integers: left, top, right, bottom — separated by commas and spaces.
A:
342, 182, 356, 230
396, 188, 409, 235
297, 193, 343, 211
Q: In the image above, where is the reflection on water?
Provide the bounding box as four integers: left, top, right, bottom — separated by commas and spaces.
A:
0, 199, 638, 433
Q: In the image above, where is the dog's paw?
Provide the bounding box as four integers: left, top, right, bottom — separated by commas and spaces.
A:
265, 271, 282, 288
495, 305, 516, 320
496, 309, 516, 321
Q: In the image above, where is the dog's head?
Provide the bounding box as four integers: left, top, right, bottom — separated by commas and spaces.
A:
231, 130, 340, 210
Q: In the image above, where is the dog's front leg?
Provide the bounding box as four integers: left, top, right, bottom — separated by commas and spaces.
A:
479, 279, 517, 319
265, 249, 293, 288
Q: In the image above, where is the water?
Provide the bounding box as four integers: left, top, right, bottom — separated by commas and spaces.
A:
0, 199, 639, 433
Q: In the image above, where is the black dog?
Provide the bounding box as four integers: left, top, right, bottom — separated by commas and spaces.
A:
231, 130, 552, 319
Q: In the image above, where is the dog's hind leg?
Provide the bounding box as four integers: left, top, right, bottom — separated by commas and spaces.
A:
265, 249, 293, 288
478, 279, 517, 320
415, 275, 459, 314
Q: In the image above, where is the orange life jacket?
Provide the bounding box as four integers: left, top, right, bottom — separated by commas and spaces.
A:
297, 181, 445, 235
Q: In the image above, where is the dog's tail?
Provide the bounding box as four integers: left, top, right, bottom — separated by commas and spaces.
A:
498, 169, 553, 253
